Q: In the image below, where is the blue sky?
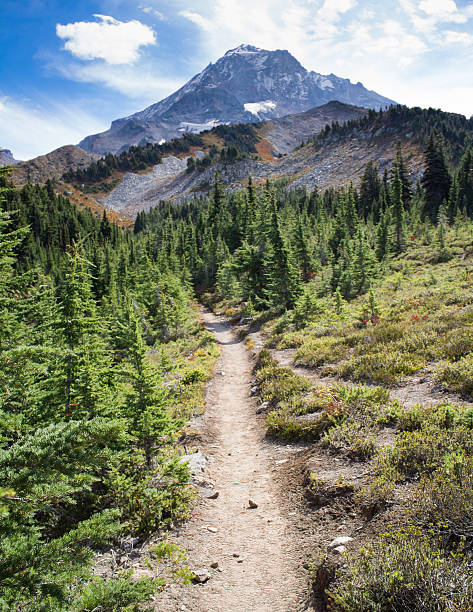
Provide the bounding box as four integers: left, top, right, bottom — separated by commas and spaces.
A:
2, 0, 473, 159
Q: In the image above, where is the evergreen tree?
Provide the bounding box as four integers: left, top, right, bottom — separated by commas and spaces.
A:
120, 304, 176, 467
359, 161, 381, 220
264, 194, 301, 309
391, 168, 406, 253
294, 215, 314, 281
421, 134, 451, 221
393, 141, 412, 205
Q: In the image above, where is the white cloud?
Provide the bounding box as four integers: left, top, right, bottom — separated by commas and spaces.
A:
179, 10, 213, 31
56, 14, 156, 65
419, 0, 463, 19
140, 5, 166, 20
318, 0, 357, 22
0, 96, 108, 160
443, 30, 473, 45
57, 61, 183, 100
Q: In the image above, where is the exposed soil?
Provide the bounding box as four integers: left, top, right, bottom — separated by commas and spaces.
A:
156, 310, 316, 612
249, 330, 473, 409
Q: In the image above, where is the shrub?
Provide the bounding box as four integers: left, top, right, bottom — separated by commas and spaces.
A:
255, 359, 311, 403
181, 367, 207, 385
295, 337, 347, 368
413, 453, 473, 541
328, 527, 473, 611
435, 353, 473, 396
338, 350, 424, 384
107, 454, 191, 535
322, 420, 377, 460
72, 574, 158, 611
439, 327, 473, 361
266, 409, 334, 442
397, 404, 426, 431
355, 470, 397, 516
376, 423, 473, 480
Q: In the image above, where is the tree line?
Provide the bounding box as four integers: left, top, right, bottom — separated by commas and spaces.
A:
134, 134, 472, 311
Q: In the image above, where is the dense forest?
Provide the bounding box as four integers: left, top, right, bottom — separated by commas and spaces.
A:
134, 134, 471, 308
0, 166, 218, 609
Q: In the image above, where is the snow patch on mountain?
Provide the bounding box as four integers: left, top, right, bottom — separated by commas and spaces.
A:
317, 77, 334, 90
244, 101, 277, 117
225, 44, 263, 56
178, 119, 225, 133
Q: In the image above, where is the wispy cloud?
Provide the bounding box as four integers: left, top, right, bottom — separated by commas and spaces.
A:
139, 5, 166, 20
178, 10, 213, 32
51, 59, 183, 101
0, 96, 107, 160
176, 0, 473, 114
418, 0, 466, 21
56, 14, 156, 65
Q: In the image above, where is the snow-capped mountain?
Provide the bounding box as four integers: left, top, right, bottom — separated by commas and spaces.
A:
80, 44, 396, 155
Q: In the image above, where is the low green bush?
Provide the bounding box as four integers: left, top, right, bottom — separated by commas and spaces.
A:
435, 352, 473, 396
266, 409, 333, 442
338, 350, 424, 384
329, 527, 473, 611
295, 336, 347, 368
72, 574, 158, 611
322, 420, 377, 460
413, 453, 473, 541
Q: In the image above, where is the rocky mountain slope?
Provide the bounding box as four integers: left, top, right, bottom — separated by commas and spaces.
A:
95, 101, 366, 213
80, 44, 395, 155
262, 101, 367, 155
101, 106, 434, 216
11, 145, 101, 186
0, 149, 19, 166
99, 104, 473, 216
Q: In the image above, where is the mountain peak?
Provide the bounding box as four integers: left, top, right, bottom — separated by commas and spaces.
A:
224, 44, 264, 56
80, 47, 396, 155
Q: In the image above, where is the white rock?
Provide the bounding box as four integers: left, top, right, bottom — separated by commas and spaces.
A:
328, 536, 353, 550
193, 569, 210, 583
180, 451, 207, 476
333, 545, 346, 555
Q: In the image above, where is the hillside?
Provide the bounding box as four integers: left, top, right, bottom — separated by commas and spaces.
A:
262, 100, 367, 154
12, 144, 101, 185
22, 103, 468, 219
99, 105, 473, 216
80, 44, 394, 155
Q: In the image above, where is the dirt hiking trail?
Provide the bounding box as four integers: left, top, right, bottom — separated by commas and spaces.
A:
158, 310, 312, 612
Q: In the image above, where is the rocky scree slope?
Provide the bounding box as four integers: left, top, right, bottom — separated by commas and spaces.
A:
102, 110, 425, 215
80, 44, 395, 155
100, 102, 368, 213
